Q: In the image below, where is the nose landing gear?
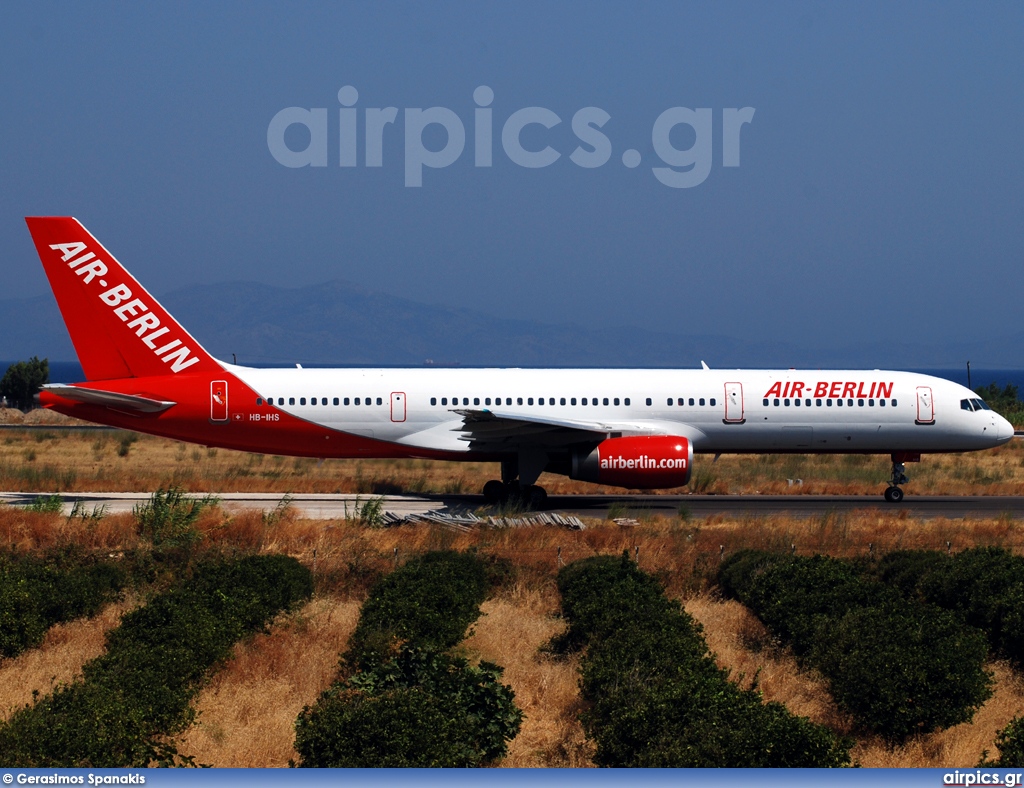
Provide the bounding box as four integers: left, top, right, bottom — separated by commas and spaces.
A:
883, 455, 911, 502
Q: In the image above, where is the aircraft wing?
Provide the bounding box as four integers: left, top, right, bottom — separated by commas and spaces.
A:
450, 408, 674, 449
41, 384, 176, 414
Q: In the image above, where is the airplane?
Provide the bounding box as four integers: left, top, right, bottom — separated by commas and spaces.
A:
24, 217, 1015, 506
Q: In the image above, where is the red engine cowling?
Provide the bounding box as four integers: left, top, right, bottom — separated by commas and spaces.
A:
570, 436, 693, 489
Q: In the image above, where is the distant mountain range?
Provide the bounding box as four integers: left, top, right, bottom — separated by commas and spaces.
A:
1, 279, 1021, 369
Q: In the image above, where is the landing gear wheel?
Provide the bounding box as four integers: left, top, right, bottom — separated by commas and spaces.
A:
483, 480, 505, 504
523, 485, 548, 509
884, 486, 904, 503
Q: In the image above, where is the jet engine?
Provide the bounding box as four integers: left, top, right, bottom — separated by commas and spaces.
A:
570, 435, 693, 489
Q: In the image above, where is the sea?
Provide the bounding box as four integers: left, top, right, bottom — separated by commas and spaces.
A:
2, 361, 1023, 397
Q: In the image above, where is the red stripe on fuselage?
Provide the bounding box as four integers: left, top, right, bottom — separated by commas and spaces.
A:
37, 372, 471, 462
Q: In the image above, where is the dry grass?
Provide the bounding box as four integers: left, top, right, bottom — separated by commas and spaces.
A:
175, 596, 361, 767
0, 596, 136, 721
462, 584, 593, 767
3, 418, 1024, 496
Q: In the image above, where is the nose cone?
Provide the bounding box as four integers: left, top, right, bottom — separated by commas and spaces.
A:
996, 414, 1016, 443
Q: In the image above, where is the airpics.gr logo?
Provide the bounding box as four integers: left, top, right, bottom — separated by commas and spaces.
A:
267, 86, 755, 188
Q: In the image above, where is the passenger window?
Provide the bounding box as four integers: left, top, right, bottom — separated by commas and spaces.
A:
858, 399, 865, 407
826, 399, 832, 407
700, 398, 706, 406
441, 397, 447, 405
794, 399, 801, 407
710, 398, 716, 406
847, 399, 853, 407
892, 399, 897, 406
836, 399, 842, 407
322, 398, 328, 406
583, 398, 588, 405
784, 399, 790, 406
377, 398, 383, 406
460, 397, 466, 406
805, 399, 811, 406
431, 397, 437, 406
549, 398, 555, 405
816, 399, 822, 406
774, 398, 780, 406
474, 397, 480, 406
333, 397, 339, 406
571, 397, 577, 405
667, 398, 673, 406
354, 398, 360, 405
560, 397, 566, 405
484, 398, 491, 406
289, 397, 295, 405
689, 398, 695, 406
517, 397, 523, 405
646, 398, 652, 406
879, 399, 885, 407
677, 398, 684, 406
763, 398, 769, 406
344, 397, 350, 405
528, 397, 534, 405
300, 397, 307, 405
868, 399, 874, 406
624, 398, 630, 406
256, 397, 263, 406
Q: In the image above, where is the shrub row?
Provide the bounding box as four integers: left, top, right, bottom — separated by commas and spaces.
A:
554, 553, 851, 766
345, 549, 491, 670
295, 550, 522, 767
0, 546, 127, 659
719, 550, 993, 742
0, 554, 313, 766
869, 547, 1024, 666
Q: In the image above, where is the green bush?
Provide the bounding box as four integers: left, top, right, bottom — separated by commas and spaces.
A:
559, 554, 851, 767
869, 547, 1024, 668
295, 646, 522, 767
0, 554, 312, 766
346, 550, 490, 669
0, 548, 127, 659
296, 550, 522, 767
720, 550, 993, 742
811, 601, 991, 740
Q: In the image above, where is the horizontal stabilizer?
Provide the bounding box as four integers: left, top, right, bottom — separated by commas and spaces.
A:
42, 384, 176, 413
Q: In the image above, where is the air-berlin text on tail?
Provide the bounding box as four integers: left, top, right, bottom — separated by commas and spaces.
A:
47, 241, 200, 373
763, 381, 895, 399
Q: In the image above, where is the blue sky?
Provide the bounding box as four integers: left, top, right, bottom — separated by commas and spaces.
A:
2, 2, 1022, 352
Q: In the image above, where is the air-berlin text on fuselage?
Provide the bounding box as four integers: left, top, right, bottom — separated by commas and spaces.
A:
48, 241, 200, 373
763, 381, 894, 399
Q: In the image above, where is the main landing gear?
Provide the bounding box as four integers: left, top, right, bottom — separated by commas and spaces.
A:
482, 457, 548, 509
884, 454, 911, 502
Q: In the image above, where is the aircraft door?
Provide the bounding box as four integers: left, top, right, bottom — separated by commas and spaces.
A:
915, 386, 934, 425
724, 382, 745, 423
210, 380, 228, 422
390, 392, 406, 423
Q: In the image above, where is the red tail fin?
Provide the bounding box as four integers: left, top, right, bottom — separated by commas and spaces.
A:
25, 217, 222, 381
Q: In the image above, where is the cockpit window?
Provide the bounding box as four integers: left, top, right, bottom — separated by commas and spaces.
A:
961, 399, 974, 411
972, 398, 991, 411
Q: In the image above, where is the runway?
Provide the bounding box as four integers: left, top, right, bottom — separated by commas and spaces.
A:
3, 491, 1023, 520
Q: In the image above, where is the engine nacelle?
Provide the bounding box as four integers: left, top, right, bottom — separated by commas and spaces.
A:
570, 436, 693, 489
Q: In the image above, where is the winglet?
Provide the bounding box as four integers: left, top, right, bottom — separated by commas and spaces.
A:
25, 217, 222, 381
701, 360, 710, 370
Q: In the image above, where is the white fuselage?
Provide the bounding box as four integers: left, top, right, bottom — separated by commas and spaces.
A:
226, 365, 1014, 457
